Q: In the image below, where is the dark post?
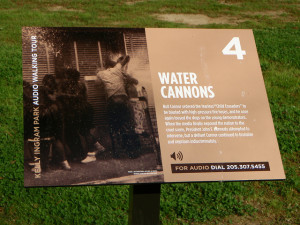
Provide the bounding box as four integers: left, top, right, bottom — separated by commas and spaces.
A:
128, 183, 161, 225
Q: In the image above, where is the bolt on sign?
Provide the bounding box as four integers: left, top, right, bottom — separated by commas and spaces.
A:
22, 27, 285, 187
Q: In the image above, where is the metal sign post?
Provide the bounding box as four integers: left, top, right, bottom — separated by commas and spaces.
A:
128, 183, 161, 225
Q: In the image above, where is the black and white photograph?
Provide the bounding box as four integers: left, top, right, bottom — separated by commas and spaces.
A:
23, 27, 163, 187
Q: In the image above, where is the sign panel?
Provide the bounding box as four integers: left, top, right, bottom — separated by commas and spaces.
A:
22, 27, 285, 187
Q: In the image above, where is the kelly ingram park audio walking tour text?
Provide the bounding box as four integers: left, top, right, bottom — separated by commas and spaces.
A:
31, 35, 41, 178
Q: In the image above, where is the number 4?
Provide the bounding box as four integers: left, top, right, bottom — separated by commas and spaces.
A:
222, 37, 246, 60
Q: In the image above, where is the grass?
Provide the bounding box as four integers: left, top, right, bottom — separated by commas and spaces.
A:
0, 0, 299, 224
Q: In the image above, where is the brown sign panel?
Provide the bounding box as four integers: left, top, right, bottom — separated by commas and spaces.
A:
22, 27, 285, 187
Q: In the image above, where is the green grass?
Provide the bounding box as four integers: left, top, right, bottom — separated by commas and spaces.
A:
0, 0, 299, 224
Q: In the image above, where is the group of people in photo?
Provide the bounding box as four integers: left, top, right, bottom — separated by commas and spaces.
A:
24, 54, 143, 172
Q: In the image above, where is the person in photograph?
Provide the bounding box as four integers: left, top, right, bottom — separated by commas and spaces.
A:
39, 74, 70, 170
56, 68, 105, 164
97, 55, 141, 159
56, 69, 86, 162
75, 70, 105, 164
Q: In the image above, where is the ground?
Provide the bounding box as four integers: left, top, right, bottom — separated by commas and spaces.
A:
24, 152, 163, 187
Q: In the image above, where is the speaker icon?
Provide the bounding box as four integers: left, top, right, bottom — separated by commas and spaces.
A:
170, 152, 176, 160
170, 151, 183, 161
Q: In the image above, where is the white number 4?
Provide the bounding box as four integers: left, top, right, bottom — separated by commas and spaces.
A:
222, 37, 246, 60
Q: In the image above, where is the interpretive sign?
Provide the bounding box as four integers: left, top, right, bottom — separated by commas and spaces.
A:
22, 27, 285, 187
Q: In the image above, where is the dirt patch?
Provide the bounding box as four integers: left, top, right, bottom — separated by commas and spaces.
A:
219, 0, 241, 6
154, 14, 245, 25
110, 21, 130, 25
245, 10, 287, 17
48, 5, 84, 12
125, 0, 145, 5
